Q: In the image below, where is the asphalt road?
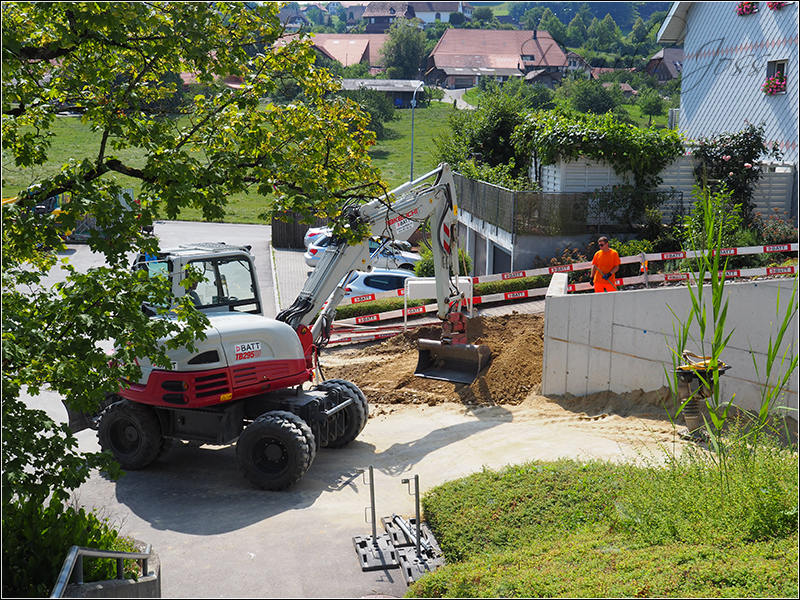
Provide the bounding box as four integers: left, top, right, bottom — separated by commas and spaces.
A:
24, 221, 629, 598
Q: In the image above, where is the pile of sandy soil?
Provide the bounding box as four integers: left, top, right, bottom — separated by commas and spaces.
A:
321, 313, 544, 407
320, 313, 689, 448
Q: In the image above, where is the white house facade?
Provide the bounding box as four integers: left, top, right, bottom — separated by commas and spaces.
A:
408, 2, 473, 25
658, 1, 799, 168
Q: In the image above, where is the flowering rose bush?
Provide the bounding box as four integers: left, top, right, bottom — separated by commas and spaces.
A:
767, 2, 787, 10
691, 122, 784, 223
762, 73, 787, 95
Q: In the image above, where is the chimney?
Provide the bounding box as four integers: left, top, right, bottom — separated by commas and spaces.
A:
533, 30, 537, 40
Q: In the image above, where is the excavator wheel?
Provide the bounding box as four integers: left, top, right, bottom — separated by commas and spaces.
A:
98, 399, 165, 470
315, 379, 369, 448
236, 411, 316, 491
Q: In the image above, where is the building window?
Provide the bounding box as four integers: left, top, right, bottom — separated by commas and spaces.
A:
763, 60, 787, 95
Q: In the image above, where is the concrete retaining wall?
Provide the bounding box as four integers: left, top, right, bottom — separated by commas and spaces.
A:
543, 274, 798, 418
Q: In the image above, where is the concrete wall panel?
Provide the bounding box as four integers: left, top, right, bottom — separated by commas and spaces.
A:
542, 279, 798, 418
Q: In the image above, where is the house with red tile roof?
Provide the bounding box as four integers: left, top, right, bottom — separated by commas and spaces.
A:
309, 33, 389, 72
426, 29, 568, 89
275, 33, 389, 74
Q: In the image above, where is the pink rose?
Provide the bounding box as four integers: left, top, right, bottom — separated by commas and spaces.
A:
744, 163, 752, 168
723, 155, 731, 161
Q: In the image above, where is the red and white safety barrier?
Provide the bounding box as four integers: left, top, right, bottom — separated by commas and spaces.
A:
327, 243, 798, 345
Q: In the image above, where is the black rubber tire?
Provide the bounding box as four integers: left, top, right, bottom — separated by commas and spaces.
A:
236, 411, 316, 491
316, 378, 369, 449
97, 400, 163, 470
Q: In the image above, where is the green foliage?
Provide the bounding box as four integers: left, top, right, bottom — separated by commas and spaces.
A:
533, 244, 592, 284
752, 210, 800, 246
455, 159, 533, 191
435, 85, 535, 179
514, 110, 684, 191
380, 18, 426, 79
409, 437, 798, 598
606, 236, 653, 277
3, 499, 140, 597
1, 2, 383, 510
333, 297, 427, 321
637, 89, 666, 125
336, 87, 396, 139
472, 6, 495, 23
569, 79, 617, 114
615, 426, 798, 545
591, 184, 678, 228
691, 122, 784, 223
474, 275, 550, 296
414, 246, 473, 278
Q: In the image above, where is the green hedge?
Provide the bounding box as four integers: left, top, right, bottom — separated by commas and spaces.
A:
3, 499, 139, 597
332, 275, 551, 320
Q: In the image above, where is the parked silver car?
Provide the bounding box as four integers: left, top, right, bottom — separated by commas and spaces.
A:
343, 268, 415, 298
304, 233, 420, 270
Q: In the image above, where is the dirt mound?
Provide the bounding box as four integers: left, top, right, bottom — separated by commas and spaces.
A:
320, 313, 543, 406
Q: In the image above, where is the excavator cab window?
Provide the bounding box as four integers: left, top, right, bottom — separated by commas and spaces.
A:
186, 257, 260, 314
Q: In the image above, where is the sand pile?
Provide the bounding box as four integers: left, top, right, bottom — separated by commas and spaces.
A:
320, 313, 544, 406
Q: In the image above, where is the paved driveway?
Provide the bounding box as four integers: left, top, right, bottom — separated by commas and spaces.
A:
25, 221, 636, 598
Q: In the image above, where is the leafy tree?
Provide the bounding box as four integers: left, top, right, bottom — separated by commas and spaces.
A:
448, 12, 466, 26
540, 12, 568, 45
380, 18, 426, 79
435, 83, 534, 179
337, 87, 396, 139
521, 6, 547, 30
2, 1, 383, 514
637, 89, 666, 126
566, 14, 589, 47
586, 14, 622, 52
569, 79, 617, 114
472, 6, 495, 23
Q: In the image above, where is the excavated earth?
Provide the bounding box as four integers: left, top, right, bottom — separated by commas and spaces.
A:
320, 313, 682, 448
322, 313, 544, 406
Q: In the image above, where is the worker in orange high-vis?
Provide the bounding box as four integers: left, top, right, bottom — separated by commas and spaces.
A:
590, 236, 620, 293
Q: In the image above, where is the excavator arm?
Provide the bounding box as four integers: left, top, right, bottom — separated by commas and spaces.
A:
277, 163, 491, 385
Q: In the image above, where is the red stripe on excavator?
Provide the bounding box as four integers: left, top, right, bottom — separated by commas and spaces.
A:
118, 358, 313, 409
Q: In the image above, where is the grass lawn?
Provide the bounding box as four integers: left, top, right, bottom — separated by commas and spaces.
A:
410, 430, 798, 598
2, 102, 456, 223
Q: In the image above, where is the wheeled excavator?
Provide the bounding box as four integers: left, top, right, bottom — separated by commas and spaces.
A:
65, 164, 491, 490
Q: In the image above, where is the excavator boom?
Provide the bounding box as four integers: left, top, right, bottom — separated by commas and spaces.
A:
277, 163, 491, 385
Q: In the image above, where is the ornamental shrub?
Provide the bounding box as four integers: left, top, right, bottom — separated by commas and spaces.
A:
513, 110, 684, 193
2, 499, 139, 597
691, 122, 784, 223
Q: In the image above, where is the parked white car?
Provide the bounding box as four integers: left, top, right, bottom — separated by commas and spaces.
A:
304, 233, 420, 270
305, 226, 412, 250
303, 226, 328, 248
342, 269, 415, 298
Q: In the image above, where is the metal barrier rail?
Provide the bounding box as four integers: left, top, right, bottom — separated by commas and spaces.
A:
50, 544, 152, 598
327, 243, 797, 345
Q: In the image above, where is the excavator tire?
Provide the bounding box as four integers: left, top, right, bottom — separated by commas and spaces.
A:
315, 379, 369, 449
236, 411, 316, 491
98, 400, 164, 470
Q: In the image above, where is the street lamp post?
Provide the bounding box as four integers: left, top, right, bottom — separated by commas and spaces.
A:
410, 81, 424, 181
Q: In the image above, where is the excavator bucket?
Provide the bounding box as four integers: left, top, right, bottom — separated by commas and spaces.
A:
415, 339, 492, 385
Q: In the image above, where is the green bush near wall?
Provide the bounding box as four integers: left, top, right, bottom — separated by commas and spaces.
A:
332, 275, 551, 320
